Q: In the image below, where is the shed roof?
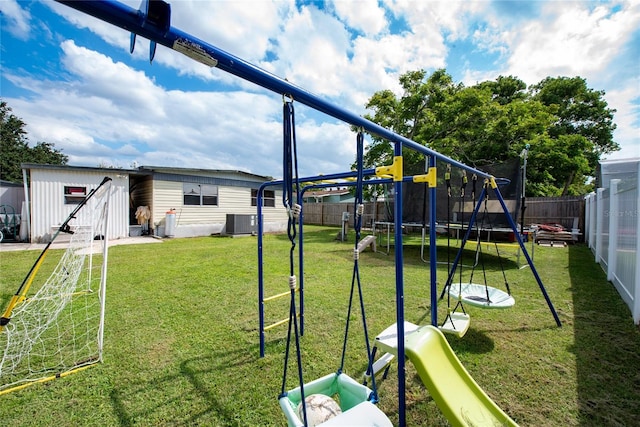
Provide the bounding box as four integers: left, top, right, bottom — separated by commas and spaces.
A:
137, 165, 272, 181
21, 163, 138, 174
21, 163, 273, 182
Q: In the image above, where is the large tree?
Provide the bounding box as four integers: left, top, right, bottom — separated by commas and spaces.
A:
0, 100, 68, 183
360, 70, 619, 196
362, 69, 462, 169
530, 76, 618, 195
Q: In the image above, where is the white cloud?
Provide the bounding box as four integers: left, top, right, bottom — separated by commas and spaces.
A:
460, 68, 500, 87
170, 0, 292, 62
269, 5, 352, 98
157, 0, 295, 87
7, 0, 638, 175
60, 40, 167, 118
603, 77, 640, 160
330, 0, 387, 36
6, 39, 358, 178
47, 1, 131, 50
0, 0, 31, 40
383, 0, 485, 41
295, 119, 356, 175
472, 25, 510, 58
505, 1, 640, 85
347, 31, 446, 104
45, 0, 451, 115
455, 1, 639, 164
48, 0, 217, 86
46, 0, 454, 111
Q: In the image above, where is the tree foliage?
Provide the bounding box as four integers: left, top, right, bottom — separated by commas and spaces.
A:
0, 100, 68, 183
530, 76, 617, 195
361, 70, 619, 197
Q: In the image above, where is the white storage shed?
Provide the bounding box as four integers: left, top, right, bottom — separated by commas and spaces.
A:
22, 164, 131, 243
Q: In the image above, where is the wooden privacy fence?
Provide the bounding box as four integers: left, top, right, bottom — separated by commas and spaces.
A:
303, 202, 388, 228
524, 196, 585, 232
303, 197, 585, 233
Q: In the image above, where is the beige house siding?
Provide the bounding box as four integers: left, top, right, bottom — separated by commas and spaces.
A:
150, 177, 287, 237
151, 180, 182, 227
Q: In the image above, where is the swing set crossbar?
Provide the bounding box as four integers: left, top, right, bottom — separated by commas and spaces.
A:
55, 0, 496, 181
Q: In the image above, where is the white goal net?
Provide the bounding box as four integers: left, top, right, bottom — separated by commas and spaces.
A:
0, 177, 112, 394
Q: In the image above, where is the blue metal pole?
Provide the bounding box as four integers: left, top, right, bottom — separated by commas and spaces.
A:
262, 169, 377, 190
257, 183, 266, 357
297, 174, 422, 196
297, 188, 305, 337
429, 155, 438, 327
393, 143, 406, 427
491, 185, 562, 327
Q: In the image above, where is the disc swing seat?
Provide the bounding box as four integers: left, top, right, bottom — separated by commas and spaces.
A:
438, 166, 471, 338
277, 113, 391, 427
446, 178, 515, 310
448, 282, 514, 309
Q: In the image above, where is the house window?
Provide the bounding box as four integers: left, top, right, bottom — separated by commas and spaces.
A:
183, 183, 218, 206
64, 185, 87, 204
252, 189, 275, 207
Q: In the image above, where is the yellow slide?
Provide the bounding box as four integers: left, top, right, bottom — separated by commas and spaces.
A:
404, 325, 518, 427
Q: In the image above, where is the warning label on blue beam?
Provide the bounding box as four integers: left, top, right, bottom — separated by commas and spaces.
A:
172, 38, 218, 67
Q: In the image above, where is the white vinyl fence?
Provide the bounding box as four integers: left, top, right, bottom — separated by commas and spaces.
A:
585, 158, 640, 324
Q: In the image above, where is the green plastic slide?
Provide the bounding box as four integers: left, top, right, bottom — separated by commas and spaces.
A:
404, 325, 519, 427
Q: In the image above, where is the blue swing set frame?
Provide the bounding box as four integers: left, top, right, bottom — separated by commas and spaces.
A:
53, 2, 562, 425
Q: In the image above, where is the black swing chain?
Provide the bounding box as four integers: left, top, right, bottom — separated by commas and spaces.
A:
279, 100, 308, 426
339, 131, 379, 404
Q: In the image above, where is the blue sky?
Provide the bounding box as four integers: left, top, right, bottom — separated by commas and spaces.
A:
1, 0, 639, 179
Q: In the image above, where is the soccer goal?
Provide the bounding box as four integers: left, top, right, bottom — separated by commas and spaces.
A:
0, 177, 112, 394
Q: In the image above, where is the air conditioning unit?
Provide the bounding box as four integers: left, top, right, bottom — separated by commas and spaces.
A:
226, 214, 257, 235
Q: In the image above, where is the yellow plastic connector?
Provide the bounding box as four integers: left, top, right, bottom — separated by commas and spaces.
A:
489, 176, 498, 189
375, 156, 403, 181
413, 167, 437, 188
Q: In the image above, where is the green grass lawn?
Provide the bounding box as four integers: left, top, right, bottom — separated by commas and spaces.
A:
1, 225, 639, 426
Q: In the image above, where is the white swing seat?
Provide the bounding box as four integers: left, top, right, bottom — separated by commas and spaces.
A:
439, 312, 471, 338
279, 372, 392, 427
319, 401, 391, 426
449, 282, 515, 309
